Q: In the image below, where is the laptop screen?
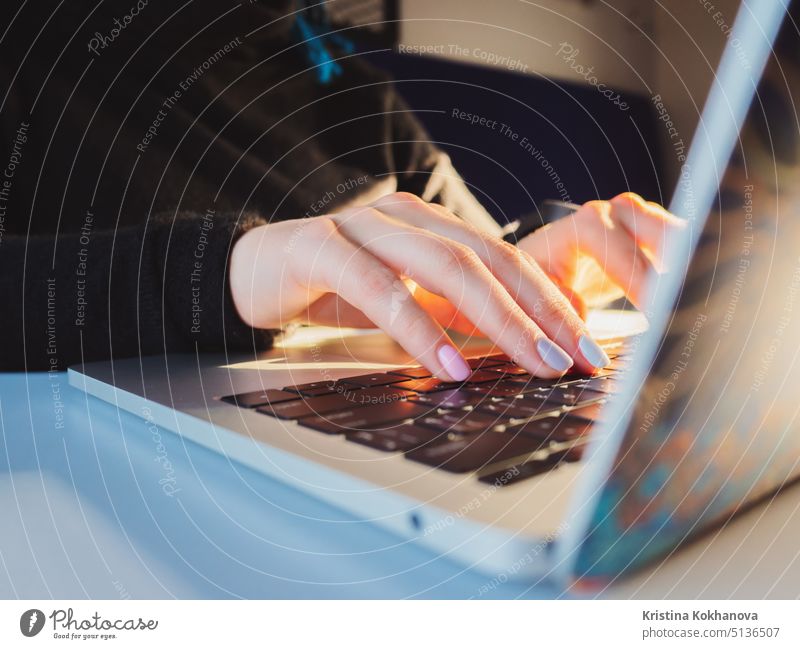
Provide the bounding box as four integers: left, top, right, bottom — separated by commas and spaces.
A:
571, 0, 800, 581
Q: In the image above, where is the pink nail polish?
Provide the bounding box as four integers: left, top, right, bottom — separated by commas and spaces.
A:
437, 344, 471, 381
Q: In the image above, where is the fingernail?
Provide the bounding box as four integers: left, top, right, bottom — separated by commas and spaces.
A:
578, 335, 610, 368
437, 344, 471, 381
536, 338, 573, 372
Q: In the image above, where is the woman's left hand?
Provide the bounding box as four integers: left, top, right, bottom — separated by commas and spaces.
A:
516, 192, 686, 318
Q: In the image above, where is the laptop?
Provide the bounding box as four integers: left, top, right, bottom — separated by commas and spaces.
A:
68, 0, 796, 588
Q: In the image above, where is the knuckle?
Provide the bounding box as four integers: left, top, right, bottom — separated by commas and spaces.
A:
581, 200, 607, 216
306, 215, 338, 240
339, 206, 383, 224
521, 249, 544, 271
612, 191, 645, 207
375, 192, 424, 212
440, 242, 481, 277
534, 294, 570, 323
357, 266, 397, 303
390, 191, 424, 204
429, 202, 462, 222
397, 308, 434, 343
496, 239, 523, 265
577, 201, 611, 229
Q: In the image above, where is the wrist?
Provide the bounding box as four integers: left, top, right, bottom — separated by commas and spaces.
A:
229, 223, 272, 328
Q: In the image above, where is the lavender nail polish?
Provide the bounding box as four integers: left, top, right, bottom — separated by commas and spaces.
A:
536, 338, 573, 372
578, 335, 611, 368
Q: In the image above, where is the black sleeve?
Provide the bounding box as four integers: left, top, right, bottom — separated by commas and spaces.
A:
1, 210, 275, 371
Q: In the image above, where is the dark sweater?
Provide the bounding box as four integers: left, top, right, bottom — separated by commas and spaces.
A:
0, 1, 486, 371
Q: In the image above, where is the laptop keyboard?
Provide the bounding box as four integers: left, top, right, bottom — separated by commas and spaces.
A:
221, 338, 634, 486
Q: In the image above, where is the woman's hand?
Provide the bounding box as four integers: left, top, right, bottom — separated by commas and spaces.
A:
517, 192, 686, 318
229, 192, 610, 382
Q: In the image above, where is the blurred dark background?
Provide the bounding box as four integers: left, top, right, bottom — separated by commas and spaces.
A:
325, 0, 664, 224
368, 50, 663, 224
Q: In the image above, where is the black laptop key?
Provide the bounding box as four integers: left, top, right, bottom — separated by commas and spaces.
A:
477, 442, 588, 486
336, 373, 408, 388
282, 379, 337, 395
347, 424, 446, 452
257, 386, 409, 420
467, 355, 509, 370
406, 430, 548, 473
222, 389, 301, 408
397, 369, 504, 391
503, 371, 582, 387
347, 430, 405, 452
583, 367, 616, 378
465, 382, 538, 398
257, 393, 354, 419
390, 377, 464, 393
476, 397, 558, 420
507, 415, 593, 442
416, 410, 502, 435
283, 382, 340, 397
567, 401, 607, 422
387, 367, 433, 379
409, 388, 488, 409
559, 445, 586, 463
514, 389, 568, 408
297, 400, 432, 434
464, 369, 507, 384
538, 386, 606, 406
486, 364, 530, 377
484, 353, 512, 363
336, 385, 414, 406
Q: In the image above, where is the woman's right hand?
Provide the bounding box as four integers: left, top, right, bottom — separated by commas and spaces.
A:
229, 192, 610, 382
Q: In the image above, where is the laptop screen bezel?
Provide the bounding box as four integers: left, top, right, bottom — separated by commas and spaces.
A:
552, 0, 791, 587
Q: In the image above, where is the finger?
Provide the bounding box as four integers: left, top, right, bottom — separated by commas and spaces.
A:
561, 285, 588, 320
293, 218, 472, 381
547, 202, 657, 311
410, 285, 484, 335
538, 266, 588, 320
306, 269, 481, 344
303, 293, 377, 328
368, 193, 607, 372
333, 205, 580, 378
608, 192, 685, 271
